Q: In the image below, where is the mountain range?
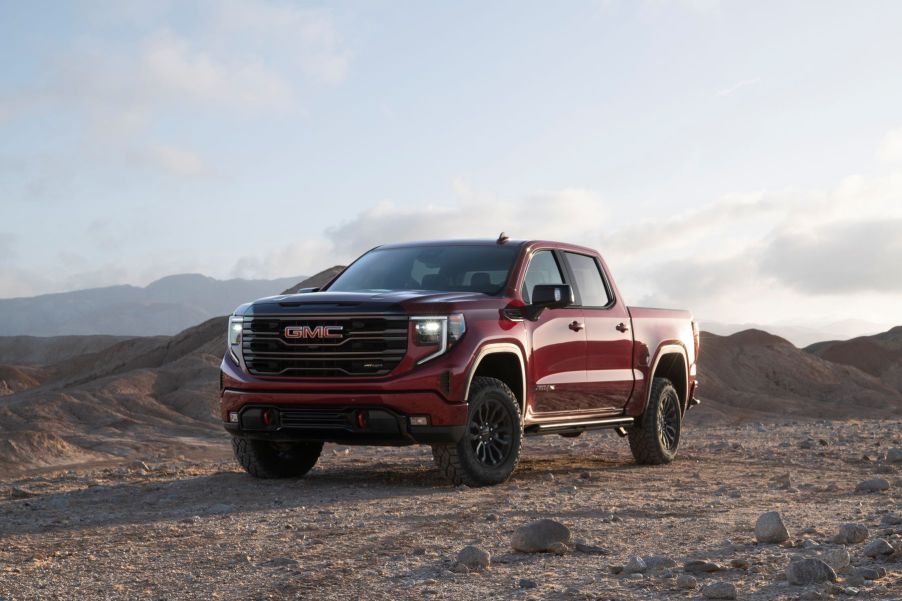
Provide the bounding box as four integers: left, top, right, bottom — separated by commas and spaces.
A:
0, 273, 307, 337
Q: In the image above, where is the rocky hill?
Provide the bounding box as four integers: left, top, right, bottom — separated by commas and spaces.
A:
695, 329, 902, 422
0, 273, 305, 336
806, 326, 902, 393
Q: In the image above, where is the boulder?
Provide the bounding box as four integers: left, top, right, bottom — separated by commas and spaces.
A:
511, 519, 571, 553
786, 558, 837, 586
456, 545, 490, 572
755, 511, 790, 543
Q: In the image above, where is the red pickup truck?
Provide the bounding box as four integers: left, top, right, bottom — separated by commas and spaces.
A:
220, 238, 699, 486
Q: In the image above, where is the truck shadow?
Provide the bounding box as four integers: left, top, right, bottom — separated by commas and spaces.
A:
0, 454, 673, 539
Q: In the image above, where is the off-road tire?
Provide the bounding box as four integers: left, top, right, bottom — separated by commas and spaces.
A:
232, 437, 323, 479
628, 377, 681, 465
431, 376, 523, 487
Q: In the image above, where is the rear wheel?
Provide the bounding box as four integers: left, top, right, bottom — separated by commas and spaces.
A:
232, 437, 323, 478
628, 377, 681, 464
431, 376, 522, 487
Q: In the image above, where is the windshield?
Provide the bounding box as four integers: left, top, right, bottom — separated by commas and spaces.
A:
327, 245, 520, 294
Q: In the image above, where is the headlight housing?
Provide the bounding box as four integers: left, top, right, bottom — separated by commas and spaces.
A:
411, 314, 466, 364
227, 315, 243, 364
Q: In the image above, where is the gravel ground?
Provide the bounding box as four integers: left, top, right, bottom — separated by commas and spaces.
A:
1, 419, 901, 601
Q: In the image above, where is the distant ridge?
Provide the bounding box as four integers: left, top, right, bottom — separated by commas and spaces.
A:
0, 273, 305, 337
806, 326, 902, 393
694, 329, 902, 422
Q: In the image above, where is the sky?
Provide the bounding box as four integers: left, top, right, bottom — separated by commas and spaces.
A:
1, 0, 902, 334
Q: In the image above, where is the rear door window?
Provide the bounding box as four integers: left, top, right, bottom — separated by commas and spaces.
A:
564, 252, 612, 307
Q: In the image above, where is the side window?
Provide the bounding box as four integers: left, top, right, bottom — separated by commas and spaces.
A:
521, 250, 564, 303
564, 252, 612, 307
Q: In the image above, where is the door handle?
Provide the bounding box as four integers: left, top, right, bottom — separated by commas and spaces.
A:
569, 321, 584, 332
616, 322, 629, 333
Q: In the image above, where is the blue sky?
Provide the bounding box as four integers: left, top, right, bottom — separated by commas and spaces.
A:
2, 0, 902, 333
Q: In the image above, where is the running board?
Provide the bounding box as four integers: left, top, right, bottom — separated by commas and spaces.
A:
525, 416, 635, 436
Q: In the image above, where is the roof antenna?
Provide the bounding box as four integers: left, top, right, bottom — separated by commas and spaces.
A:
496, 232, 510, 245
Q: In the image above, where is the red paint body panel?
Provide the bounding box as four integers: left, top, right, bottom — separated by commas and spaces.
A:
221, 239, 698, 438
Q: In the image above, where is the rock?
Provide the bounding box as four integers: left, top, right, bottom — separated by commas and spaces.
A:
684, 560, 723, 573
856, 567, 883, 580
676, 573, 697, 589
643, 555, 676, 570
547, 541, 569, 555
880, 514, 902, 526
127, 460, 149, 472
855, 478, 890, 493
701, 581, 737, 599
887, 448, 902, 463
862, 538, 894, 557
511, 519, 571, 553
821, 548, 850, 570
518, 578, 537, 589
845, 570, 866, 586
772, 473, 793, 489
755, 511, 790, 543
8, 487, 35, 499
833, 523, 869, 544
455, 546, 490, 572
786, 558, 837, 586
622, 556, 647, 575
729, 558, 750, 569
800, 439, 815, 449
799, 592, 822, 601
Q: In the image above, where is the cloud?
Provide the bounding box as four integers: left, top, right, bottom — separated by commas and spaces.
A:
761, 219, 902, 293
0, 2, 350, 180
231, 188, 607, 278
716, 77, 761, 97
130, 143, 210, 177
210, 0, 351, 85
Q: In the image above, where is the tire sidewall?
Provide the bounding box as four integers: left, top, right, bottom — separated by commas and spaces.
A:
654, 383, 681, 461
456, 382, 522, 485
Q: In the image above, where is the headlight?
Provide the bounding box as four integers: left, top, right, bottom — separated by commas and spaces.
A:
411, 314, 466, 364
228, 316, 243, 363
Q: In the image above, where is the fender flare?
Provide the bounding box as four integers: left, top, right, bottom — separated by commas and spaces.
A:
643, 343, 689, 414
463, 342, 527, 418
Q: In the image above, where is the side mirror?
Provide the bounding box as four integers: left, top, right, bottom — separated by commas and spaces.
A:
523, 284, 573, 321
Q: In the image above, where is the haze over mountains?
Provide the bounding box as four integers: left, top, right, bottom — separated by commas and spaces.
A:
0, 274, 305, 337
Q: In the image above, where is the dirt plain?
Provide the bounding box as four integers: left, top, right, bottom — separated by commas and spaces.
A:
1, 417, 900, 601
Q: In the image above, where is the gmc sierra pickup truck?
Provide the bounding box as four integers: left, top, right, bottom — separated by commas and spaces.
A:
221, 238, 699, 486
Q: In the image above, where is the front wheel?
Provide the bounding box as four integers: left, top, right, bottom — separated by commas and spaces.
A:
431, 376, 523, 487
232, 437, 323, 478
628, 377, 681, 464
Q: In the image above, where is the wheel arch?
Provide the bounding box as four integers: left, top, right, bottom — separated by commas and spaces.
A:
646, 345, 689, 414
464, 343, 526, 420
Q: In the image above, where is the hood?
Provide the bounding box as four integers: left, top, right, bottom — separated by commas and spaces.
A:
238, 290, 504, 316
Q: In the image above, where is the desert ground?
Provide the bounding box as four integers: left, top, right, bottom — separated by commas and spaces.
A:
2, 417, 900, 601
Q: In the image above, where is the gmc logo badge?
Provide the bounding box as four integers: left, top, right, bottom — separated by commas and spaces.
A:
284, 325, 343, 339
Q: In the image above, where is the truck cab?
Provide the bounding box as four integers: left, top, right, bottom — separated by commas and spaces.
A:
221, 238, 699, 486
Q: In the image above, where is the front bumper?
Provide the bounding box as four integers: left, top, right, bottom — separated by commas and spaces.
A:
221, 389, 468, 445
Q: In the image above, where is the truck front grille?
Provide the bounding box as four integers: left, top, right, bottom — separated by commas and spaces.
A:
241, 315, 408, 377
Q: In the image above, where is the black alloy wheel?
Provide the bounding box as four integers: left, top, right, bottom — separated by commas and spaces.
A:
469, 395, 515, 467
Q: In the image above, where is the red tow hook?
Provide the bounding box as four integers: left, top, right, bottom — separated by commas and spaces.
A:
356, 410, 368, 429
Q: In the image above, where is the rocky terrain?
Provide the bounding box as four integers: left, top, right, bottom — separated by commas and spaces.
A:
1, 420, 900, 600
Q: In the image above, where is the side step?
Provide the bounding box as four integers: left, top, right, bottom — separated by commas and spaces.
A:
525, 416, 634, 437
